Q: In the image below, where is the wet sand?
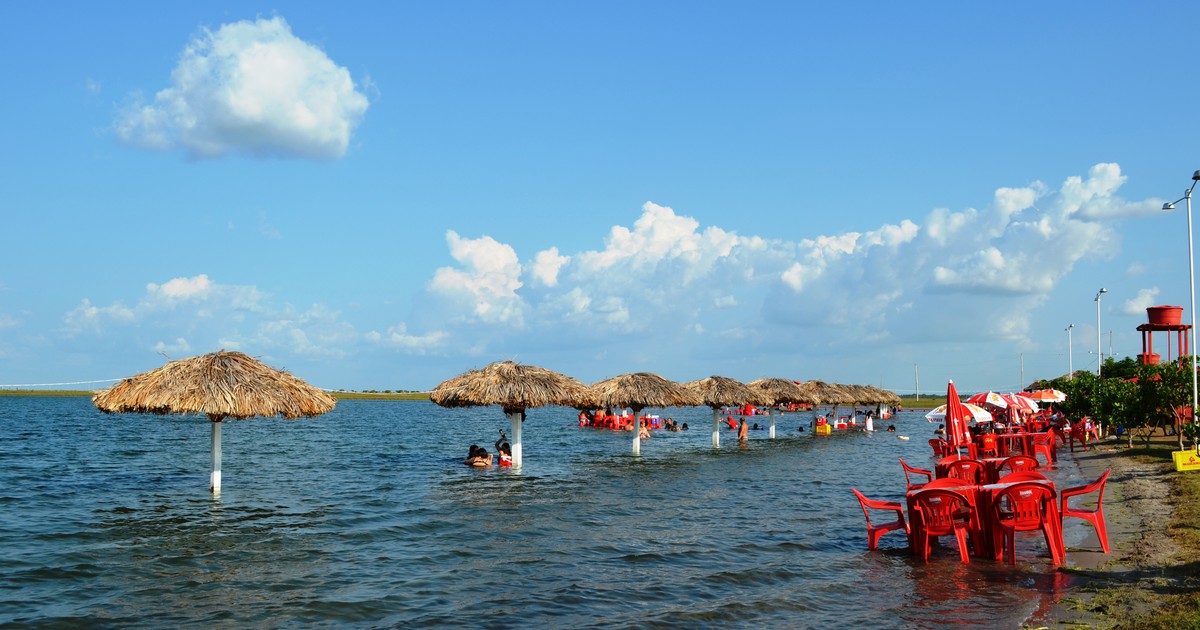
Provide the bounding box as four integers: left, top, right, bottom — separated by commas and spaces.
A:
1028, 437, 1180, 627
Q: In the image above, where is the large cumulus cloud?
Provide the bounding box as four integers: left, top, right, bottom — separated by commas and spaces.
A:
116, 16, 369, 159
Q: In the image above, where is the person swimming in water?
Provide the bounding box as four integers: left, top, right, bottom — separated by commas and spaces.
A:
465, 444, 492, 467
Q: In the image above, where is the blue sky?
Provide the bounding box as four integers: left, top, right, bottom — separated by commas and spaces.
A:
2, 2, 1199, 394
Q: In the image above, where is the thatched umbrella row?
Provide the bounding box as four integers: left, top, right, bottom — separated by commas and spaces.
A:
430, 362, 905, 467
92, 350, 904, 492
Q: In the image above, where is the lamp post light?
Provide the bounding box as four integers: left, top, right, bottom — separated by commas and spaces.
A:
1095, 288, 1107, 376
1066, 324, 1074, 379
1162, 169, 1200, 416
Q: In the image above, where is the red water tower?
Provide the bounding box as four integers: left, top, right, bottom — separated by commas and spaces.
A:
1137, 305, 1191, 364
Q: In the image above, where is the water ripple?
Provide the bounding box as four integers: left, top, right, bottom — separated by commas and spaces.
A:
0, 397, 1087, 628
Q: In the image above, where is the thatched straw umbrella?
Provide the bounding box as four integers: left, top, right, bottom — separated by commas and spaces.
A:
92, 350, 336, 494
430, 360, 593, 468
795, 380, 854, 429
796, 380, 852, 406
685, 376, 767, 448
747, 377, 814, 439
591, 373, 703, 455
865, 385, 901, 405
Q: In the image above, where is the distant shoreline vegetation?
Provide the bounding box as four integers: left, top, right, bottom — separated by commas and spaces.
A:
0, 389, 432, 401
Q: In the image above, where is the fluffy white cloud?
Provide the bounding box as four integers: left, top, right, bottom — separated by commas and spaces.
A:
63, 299, 136, 334
365, 322, 449, 353
148, 274, 212, 299
117, 16, 369, 159
61, 275, 355, 360
153, 337, 192, 356
530, 247, 569, 287
1122, 287, 1161, 315
404, 164, 1149, 367
430, 231, 525, 325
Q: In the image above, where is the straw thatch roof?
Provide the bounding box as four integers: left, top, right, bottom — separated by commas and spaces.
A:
748, 377, 815, 405
795, 380, 853, 405
430, 360, 594, 414
831, 383, 901, 405
591, 372, 703, 412
863, 385, 902, 405
685, 375, 768, 408
92, 350, 336, 421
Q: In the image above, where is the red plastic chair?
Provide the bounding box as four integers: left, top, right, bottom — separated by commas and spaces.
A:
1031, 430, 1057, 465
923, 477, 974, 489
909, 488, 973, 563
998, 470, 1049, 483
851, 488, 909, 551
900, 458, 933, 490
999, 455, 1039, 476
976, 433, 999, 458
928, 438, 947, 457
1068, 423, 1089, 452
991, 482, 1064, 565
944, 459, 985, 485
1060, 468, 1111, 553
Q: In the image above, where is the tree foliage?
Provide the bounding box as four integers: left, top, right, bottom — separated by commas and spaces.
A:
1047, 357, 1195, 449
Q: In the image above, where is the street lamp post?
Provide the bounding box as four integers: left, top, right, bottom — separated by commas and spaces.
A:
1162, 169, 1200, 417
1066, 324, 1074, 379
1095, 288, 1107, 376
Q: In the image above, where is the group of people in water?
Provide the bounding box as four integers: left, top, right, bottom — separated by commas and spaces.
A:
464, 430, 514, 467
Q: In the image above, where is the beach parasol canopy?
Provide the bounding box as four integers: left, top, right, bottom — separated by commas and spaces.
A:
91, 350, 336, 493
966, 391, 1008, 409
430, 360, 593, 468
686, 375, 766, 447
592, 373, 703, 455
1026, 388, 1067, 403
748, 377, 815, 439
925, 403, 994, 423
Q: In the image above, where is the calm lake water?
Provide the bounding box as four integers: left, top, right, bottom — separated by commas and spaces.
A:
0, 397, 1093, 628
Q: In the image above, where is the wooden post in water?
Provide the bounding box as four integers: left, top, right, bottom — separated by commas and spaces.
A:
711, 408, 721, 448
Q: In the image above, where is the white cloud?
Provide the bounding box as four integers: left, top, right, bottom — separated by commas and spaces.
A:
148, 274, 212, 299
530, 247, 568, 287
153, 337, 192, 356
365, 322, 448, 353
1122, 287, 1161, 315
430, 231, 525, 325
0, 314, 19, 329
116, 16, 369, 159
61, 275, 354, 359
394, 164, 1146, 365
63, 299, 136, 334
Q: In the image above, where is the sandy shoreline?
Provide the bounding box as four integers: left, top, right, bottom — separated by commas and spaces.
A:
1027, 438, 1182, 628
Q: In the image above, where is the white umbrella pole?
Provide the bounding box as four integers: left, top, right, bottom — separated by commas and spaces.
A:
712, 408, 721, 448
768, 409, 776, 439
509, 411, 523, 468
210, 420, 222, 494
632, 408, 641, 456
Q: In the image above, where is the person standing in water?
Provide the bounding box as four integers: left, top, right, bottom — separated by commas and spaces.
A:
737, 417, 749, 442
